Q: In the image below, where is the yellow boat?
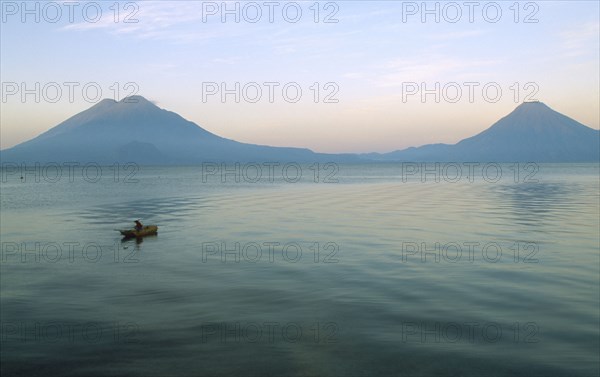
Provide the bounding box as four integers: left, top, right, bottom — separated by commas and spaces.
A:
119, 225, 158, 239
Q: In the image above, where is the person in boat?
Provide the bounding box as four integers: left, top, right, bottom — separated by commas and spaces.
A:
134, 220, 143, 232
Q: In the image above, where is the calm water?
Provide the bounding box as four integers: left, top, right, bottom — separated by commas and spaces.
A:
1, 163, 599, 376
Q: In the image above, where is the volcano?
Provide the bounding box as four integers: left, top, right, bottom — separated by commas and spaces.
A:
0, 96, 353, 164
2, 98, 598, 164
369, 101, 599, 162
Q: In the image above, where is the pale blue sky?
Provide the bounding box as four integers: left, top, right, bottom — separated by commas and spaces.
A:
1, 0, 598, 152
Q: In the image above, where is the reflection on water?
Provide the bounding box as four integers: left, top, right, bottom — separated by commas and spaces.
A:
121, 234, 158, 250
489, 181, 584, 227
1, 164, 598, 376
72, 196, 213, 226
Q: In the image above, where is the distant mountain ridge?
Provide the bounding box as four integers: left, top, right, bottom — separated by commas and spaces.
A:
1, 97, 598, 163
366, 101, 599, 162
1, 96, 357, 164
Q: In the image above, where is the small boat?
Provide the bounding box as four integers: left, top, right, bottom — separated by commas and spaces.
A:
118, 225, 158, 239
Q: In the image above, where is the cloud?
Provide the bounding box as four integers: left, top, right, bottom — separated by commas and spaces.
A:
61, 1, 248, 43
559, 21, 600, 58
373, 56, 501, 87
342, 72, 366, 79
428, 29, 486, 41
212, 57, 242, 65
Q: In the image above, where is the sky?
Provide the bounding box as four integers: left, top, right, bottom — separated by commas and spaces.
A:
1, 0, 599, 153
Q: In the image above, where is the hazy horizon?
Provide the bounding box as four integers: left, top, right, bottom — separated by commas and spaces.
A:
5, 95, 597, 157
2, 3, 599, 376
1, 1, 599, 153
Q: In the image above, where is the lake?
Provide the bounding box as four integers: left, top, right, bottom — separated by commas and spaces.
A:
1, 163, 598, 376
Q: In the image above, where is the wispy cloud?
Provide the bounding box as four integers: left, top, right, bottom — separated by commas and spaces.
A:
559, 21, 600, 58
212, 57, 243, 65
374, 56, 501, 87
428, 29, 486, 41
61, 1, 249, 43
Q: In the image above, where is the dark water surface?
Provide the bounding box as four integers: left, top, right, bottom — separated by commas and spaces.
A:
1, 163, 598, 376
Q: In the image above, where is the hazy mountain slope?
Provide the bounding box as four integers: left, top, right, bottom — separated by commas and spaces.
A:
1, 96, 355, 164
2, 99, 597, 164
371, 102, 599, 162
